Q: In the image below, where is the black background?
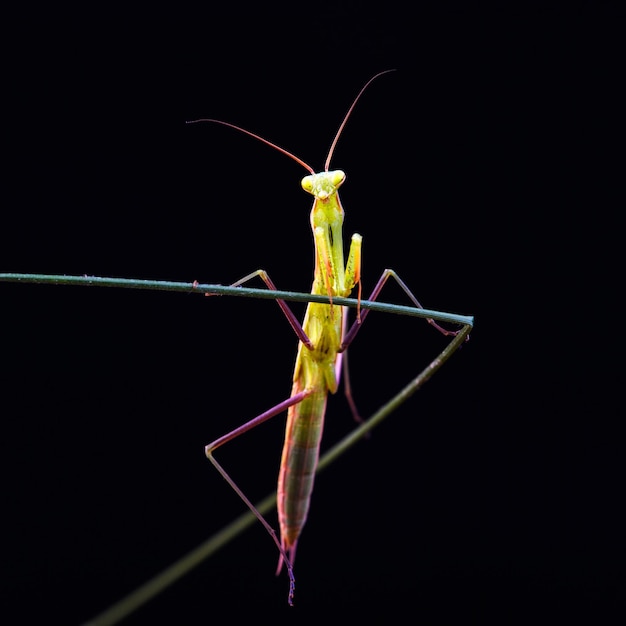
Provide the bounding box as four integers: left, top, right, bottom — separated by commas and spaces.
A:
2, 5, 623, 625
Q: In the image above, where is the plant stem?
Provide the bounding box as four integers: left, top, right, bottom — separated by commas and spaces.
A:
81, 325, 471, 625
1, 272, 473, 624
0, 273, 473, 327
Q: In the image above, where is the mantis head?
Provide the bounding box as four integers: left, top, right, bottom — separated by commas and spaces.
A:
301, 170, 346, 200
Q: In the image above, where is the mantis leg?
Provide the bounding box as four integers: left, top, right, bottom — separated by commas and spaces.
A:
229, 270, 313, 349
335, 312, 364, 424
341, 269, 464, 351
205, 389, 311, 606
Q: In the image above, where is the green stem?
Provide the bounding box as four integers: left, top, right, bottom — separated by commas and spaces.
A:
81, 326, 471, 625
1, 272, 473, 624
0, 273, 473, 327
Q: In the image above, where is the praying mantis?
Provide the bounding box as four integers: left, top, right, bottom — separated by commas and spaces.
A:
188, 70, 469, 605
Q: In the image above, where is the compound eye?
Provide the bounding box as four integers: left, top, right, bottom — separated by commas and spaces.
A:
331, 170, 346, 186
301, 175, 314, 193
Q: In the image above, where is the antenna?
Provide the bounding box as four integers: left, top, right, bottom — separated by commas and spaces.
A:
186, 118, 315, 174
187, 69, 396, 175
324, 69, 396, 171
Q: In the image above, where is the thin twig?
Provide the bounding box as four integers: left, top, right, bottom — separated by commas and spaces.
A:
82, 325, 471, 626
1, 272, 473, 625
0, 273, 473, 327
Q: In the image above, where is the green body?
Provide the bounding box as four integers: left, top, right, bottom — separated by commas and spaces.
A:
277, 170, 362, 566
